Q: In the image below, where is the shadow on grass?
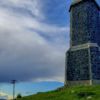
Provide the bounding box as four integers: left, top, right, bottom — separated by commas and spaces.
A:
77, 91, 95, 99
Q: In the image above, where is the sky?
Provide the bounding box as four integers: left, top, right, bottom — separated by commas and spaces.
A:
0, 0, 100, 99
0, 0, 70, 83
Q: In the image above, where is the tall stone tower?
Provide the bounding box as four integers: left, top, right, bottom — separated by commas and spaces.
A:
65, 0, 100, 85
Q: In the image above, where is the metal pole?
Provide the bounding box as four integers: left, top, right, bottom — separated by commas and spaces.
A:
13, 82, 15, 100
11, 80, 16, 100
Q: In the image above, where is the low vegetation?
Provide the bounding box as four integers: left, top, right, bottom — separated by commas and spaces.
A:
17, 85, 100, 100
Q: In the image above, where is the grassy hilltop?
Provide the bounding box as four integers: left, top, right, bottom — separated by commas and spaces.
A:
17, 85, 100, 100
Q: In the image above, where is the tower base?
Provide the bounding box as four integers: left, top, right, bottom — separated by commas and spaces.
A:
65, 43, 100, 86
65, 80, 100, 86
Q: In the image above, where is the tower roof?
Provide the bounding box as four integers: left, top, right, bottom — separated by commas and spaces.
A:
69, 0, 100, 11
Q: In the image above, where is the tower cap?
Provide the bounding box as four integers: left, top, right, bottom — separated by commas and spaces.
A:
69, 0, 100, 12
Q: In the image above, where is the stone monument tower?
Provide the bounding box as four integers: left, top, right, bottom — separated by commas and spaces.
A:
65, 0, 100, 85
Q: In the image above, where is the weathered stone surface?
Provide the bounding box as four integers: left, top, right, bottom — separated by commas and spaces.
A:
65, 0, 100, 86
66, 48, 90, 81
70, 1, 100, 46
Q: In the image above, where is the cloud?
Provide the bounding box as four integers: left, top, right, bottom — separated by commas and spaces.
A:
0, 0, 44, 19
0, 0, 69, 83
0, 91, 12, 99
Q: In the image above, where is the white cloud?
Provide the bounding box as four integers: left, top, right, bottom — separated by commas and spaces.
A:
0, 0, 44, 19
0, 91, 12, 99
0, 0, 69, 82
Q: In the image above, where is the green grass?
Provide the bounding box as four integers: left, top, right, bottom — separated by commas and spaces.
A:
17, 85, 100, 100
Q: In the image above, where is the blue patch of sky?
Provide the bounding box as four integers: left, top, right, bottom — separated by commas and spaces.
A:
96, 0, 100, 5
0, 82, 63, 96
41, 0, 71, 26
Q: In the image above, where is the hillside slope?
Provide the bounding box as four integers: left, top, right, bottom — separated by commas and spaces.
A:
17, 85, 100, 100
